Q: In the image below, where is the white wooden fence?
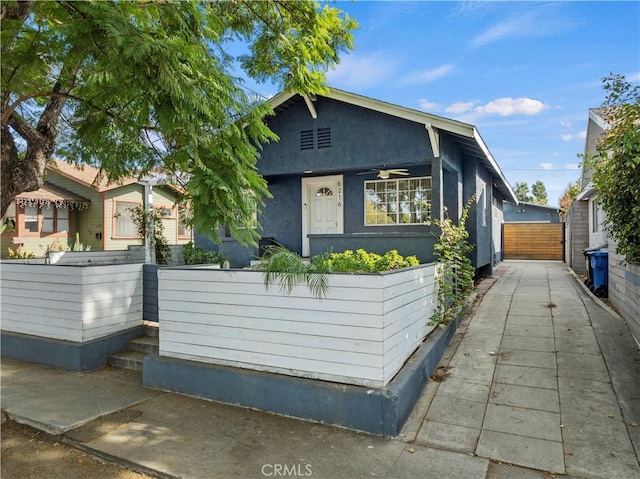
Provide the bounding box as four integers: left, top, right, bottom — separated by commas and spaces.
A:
1, 263, 143, 342
158, 264, 438, 388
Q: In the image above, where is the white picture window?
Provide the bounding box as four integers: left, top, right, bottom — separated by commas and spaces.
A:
364, 177, 432, 225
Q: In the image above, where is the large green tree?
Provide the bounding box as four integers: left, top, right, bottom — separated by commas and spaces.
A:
591, 73, 640, 262
513, 182, 533, 203
513, 180, 548, 205
531, 179, 548, 205
1, 0, 356, 243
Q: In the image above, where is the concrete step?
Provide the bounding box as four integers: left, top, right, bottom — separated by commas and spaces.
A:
108, 351, 146, 371
128, 335, 159, 354
143, 322, 159, 337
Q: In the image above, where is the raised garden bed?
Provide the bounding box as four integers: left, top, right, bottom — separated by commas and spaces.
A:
1, 262, 144, 370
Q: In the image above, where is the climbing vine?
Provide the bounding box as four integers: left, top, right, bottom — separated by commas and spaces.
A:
130, 206, 172, 265
428, 197, 476, 327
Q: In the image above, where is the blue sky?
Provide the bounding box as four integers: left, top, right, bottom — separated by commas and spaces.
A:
246, 1, 640, 205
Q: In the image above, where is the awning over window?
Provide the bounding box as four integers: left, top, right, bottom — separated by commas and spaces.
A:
15, 182, 91, 210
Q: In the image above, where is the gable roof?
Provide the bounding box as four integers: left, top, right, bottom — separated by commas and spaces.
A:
46, 160, 186, 195
47, 160, 139, 192
269, 88, 518, 203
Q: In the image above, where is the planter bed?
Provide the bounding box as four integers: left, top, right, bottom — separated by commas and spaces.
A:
1, 262, 144, 370
144, 263, 451, 436
154, 264, 438, 388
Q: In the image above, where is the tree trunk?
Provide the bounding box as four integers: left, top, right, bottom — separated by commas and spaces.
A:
0, 127, 53, 218
1, 81, 67, 218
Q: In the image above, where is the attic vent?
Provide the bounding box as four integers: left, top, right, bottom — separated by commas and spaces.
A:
300, 130, 314, 150
317, 127, 331, 149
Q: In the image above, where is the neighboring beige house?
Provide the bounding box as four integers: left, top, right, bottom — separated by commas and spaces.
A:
1, 160, 192, 258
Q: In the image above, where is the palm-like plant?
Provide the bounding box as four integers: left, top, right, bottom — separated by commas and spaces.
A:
258, 245, 330, 298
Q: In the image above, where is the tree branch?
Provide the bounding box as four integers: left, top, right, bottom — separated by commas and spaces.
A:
2, 91, 84, 127
7, 113, 41, 145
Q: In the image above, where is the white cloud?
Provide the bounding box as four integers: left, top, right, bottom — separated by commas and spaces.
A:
400, 64, 453, 85
474, 97, 548, 116
326, 51, 399, 89
560, 120, 572, 128
445, 101, 475, 114
626, 71, 640, 83
472, 4, 582, 47
539, 162, 554, 170
417, 99, 440, 111
562, 130, 587, 141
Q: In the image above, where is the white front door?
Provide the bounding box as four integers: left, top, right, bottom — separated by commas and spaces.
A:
301, 175, 344, 256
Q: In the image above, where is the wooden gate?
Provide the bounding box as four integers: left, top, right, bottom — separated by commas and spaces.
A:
503, 223, 564, 260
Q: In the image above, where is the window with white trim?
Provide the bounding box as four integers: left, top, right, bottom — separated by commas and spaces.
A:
364, 177, 432, 225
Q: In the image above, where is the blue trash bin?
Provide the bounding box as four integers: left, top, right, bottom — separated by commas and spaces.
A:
589, 251, 608, 292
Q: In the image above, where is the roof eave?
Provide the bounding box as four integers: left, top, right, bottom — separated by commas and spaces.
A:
472, 128, 518, 204
267, 87, 517, 203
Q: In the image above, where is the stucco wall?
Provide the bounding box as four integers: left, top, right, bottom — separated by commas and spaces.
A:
504, 202, 560, 223
259, 96, 433, 176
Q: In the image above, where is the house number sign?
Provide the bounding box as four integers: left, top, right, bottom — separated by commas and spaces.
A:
337, 181, 342, 207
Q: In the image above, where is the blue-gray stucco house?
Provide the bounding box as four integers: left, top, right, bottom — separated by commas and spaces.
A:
207, 88, 517, 273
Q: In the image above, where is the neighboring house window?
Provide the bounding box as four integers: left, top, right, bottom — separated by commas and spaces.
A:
24, 206, 39, 232
156, 205, 175, 219
23, 205, 69, 234
178, 205, 192, 238
592, 200, 600, 233
42, 206, 69, 233
364, 177, 432, 225
114, 201, 139, 238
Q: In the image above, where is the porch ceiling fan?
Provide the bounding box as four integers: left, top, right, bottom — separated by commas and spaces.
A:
358, 168, 410, 179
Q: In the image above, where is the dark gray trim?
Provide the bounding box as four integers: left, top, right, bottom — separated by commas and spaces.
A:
1, 326, 144, 371
143, 264, 161, 322
143, 318, 459, 437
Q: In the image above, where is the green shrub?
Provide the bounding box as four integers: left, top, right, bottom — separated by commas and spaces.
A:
428, 197, 476, 327
257, 245, 420, 299
183, 242, 227, 266
326, 248, 418, 273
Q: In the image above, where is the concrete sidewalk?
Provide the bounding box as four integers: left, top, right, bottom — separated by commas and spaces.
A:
2, 261, 639, 478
